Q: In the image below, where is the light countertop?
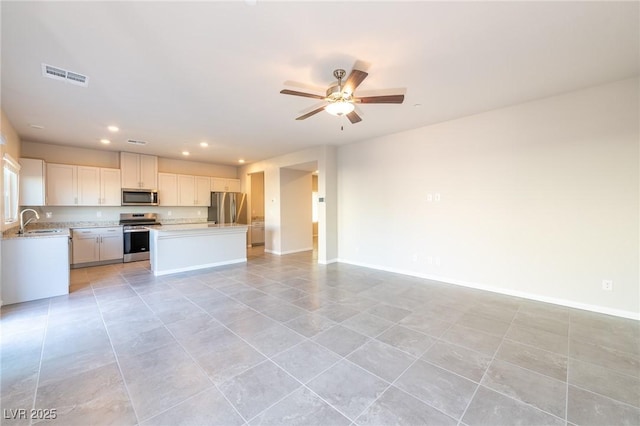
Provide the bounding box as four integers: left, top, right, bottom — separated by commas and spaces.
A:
147, 223, 249, 232
2, 228, 71, 240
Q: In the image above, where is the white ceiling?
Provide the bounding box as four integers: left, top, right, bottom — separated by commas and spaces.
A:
2, 1, 638, 166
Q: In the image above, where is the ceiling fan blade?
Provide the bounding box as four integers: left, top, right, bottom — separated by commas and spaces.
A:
343, 69, 368, 94
356, 94, 405, 104
280, 89, 325, 100
296, 105, 327, 120
283, 80, 327, 94
346, 111, 362, 124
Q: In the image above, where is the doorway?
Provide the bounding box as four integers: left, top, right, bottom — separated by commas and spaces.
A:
250, 172, 265, 246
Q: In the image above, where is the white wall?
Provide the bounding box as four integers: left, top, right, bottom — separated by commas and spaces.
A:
280, 168, 312, 254
21, 141, 238, 177
240, 145, 338, 263
1, 109, 23, 306
338, 77, 639, 319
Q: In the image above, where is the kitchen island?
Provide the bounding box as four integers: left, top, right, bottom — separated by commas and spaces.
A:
148, 223, 248, 276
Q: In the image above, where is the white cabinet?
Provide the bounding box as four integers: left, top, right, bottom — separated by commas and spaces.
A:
120, 152, 158, 189
2, 234, 70, 304
158, 172, 178, 206
211, 177, 240, 192
158, 173, 211, 206
178, 175, 211, 206
48, 164, 120, 206
47, 163, 77, 206
195, 176, 211, 206
19, 158, 46, 206
77, 166, 100, 206
178, 174, 195, 206
72, 227, 123, 266
100, 168, 122, 206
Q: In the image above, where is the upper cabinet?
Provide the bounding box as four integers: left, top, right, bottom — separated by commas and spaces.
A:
158, 173, 178, 206
47, 163, 120, 206
19, 158, 46, 206
211, 177, 241, 193
120, 152, 158, 189
99, 168, 122, 206
160, 173, 211, 206
47, 163, 77, 206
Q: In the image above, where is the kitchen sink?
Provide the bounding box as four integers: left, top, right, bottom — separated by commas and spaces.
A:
25, 229, 63, 234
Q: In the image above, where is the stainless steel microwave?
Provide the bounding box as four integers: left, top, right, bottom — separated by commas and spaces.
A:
121, 189, 159, 206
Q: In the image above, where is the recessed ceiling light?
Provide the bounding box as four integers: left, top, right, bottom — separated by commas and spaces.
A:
107, 125, 119, 132
200, 142, 209, 147
413, 103, 422, 108
100, 139, 111, 144
182, 151, 190, 156
29, 124, 44, 129
238, 159, 245, 164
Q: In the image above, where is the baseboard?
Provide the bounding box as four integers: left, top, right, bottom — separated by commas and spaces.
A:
318, 258, 338, 265
337, 258, 639, 321
265, 247, 313, 256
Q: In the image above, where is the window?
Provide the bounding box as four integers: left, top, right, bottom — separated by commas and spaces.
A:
3, 154, 20, 224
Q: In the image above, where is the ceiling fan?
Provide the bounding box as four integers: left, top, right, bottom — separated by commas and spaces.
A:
280, 67, 405, 124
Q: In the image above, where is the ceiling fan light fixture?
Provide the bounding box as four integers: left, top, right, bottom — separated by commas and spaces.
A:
325, 101, 355, 116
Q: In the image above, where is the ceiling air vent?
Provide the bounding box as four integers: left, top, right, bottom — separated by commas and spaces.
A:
41, 63, 89, 87
127, 140, 148, 146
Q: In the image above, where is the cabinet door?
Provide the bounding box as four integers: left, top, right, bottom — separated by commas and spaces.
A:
100, 168, 121, 206
195, 176, 211, 206
226, 179, 241, 192
120, 152, 140, 189
19, 158, 46, 206
158, 173, 178, 206
178, 175, 195, 206
77, 166, 101, 206
99, 228, 123, 261
47, 163, 77, 206
72, 230, 99, 264
139, 154, 158, 189
211, 177, 226, 192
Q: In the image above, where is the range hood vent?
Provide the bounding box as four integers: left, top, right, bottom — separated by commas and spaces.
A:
41, 63, 89, 87
127, 139, 148, 146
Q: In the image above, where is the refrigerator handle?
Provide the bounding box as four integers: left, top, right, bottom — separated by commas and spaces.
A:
221, 192, 227, 224
236, 193, 246, 224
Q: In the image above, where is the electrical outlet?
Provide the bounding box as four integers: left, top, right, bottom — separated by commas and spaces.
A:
167, 211, 172, 216
96, 211, 102, 218
197, 210, 201, 216
435, 193, 441, 202
602, 280, 613, 291
435, 256, 441, 266
427, 194, 433, 202
45, 212, 53, 219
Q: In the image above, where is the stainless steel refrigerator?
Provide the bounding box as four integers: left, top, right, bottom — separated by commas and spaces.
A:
208, 192, 247, 224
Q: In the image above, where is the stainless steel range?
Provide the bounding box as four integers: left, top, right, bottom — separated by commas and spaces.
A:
120, 213, 160, 263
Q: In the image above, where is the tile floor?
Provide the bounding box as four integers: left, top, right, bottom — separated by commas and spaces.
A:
1, 247, 638, 425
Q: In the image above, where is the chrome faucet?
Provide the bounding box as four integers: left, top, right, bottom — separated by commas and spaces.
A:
19, 209, 40, 234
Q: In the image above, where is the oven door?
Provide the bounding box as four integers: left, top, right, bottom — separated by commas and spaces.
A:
123, 228, 150, 262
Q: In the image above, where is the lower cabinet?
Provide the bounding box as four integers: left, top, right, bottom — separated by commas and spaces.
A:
72, 227, 123, 267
